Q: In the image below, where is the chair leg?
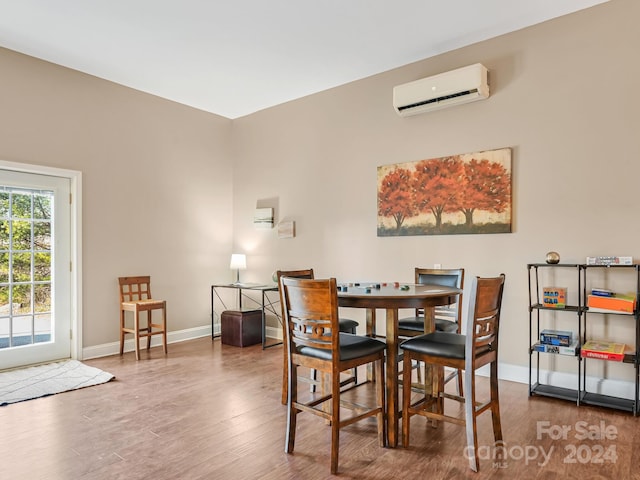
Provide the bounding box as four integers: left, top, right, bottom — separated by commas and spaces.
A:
464, 368, 479, 472
402, 351, 413, 448
162, 304, 168, 355
490, 361, 503, 443
348, 326, 358, 385
435, 366, 445, 415
321, 372, 330, 424
376, 358, 386, 447
146, 311, 152, 351
281, 345, 288, 405
285, 363, 298, 454
455, 323, 464, 396
134, 310, 141, 361
119, 310, 125, 355
330, 367, 341, 475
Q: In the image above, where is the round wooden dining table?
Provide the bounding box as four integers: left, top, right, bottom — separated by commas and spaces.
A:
337, 283, 461, 448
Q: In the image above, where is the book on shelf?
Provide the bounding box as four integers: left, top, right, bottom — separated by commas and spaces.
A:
580, 340, 627, 361
540, 329, 573, 346
587, 294, 636, 313
533, 340, 579, 356
587, 306, 634, 315
591, 288, 614, 297
542, 287, 567, 308
586, 256, 633, 266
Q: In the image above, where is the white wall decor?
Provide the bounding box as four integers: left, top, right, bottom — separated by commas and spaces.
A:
254, 207, 274, 228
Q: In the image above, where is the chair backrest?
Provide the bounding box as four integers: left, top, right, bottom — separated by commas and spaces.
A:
465, 274, 506, 361
119, 276, 153, 303
276, 269, 315, 331
276, 269, 315, 282
280, 276, 340, 357
414, 267, 464, 322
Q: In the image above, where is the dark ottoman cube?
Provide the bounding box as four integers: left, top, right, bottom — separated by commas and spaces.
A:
221, 309, 262, 347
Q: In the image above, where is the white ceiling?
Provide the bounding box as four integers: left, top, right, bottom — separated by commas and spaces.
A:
0, 0, 608, 119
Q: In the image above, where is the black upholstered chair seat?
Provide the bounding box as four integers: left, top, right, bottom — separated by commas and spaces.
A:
400, 331, 491, 360
299, 333, 386, 361
398, 317, 458, 333
339, 318, 359, 333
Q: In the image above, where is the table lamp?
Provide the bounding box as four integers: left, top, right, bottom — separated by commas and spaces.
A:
230, 253, 247, 283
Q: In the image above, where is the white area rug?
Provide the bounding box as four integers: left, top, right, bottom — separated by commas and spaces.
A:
0, 359, 115, 406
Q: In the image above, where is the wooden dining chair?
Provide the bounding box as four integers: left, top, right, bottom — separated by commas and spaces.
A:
277, 268, 359, 405
398, 267, 465, 335
280, 276, 386, 475
400, 274, 505, 472
398, 267, 464, 393
119, 276, 167, 360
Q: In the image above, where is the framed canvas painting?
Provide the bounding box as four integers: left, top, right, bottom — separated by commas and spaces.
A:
377, 148, 512, 236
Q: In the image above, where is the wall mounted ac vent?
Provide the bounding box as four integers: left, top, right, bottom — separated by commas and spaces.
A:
393, 63, 489, 117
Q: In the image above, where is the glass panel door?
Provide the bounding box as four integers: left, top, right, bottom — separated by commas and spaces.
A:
0, 170, 70, 369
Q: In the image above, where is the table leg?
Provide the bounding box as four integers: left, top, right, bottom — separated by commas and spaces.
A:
261, 289, 283, 350
366, 308, 376, 382
422, 307, 435, 396
261, 290, 267, 349
211, 286, 215, 339
385, 307, 399, 447
423, 307, 443, 421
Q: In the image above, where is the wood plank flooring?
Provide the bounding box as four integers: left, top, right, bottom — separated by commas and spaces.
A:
1, 337, 639, 479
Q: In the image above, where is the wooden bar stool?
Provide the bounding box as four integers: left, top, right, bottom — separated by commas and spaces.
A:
400, 274, 505, 472
277, 268, 359, 405
280, 276, 386, 474
398, 267, 465, 394
119, 276, 167, 360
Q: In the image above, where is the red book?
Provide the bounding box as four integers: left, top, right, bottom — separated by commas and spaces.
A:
580, 340, 626, 361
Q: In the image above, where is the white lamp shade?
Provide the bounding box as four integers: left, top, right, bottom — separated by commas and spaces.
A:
229, 253, 247, 270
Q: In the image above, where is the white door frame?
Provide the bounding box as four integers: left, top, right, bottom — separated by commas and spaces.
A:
0, 160, 82, 361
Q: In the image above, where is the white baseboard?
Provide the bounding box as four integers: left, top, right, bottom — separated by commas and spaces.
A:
81, 325, 213, 360
266, 325, 281, 340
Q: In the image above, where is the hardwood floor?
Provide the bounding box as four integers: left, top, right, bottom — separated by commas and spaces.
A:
1, 337, 639, 479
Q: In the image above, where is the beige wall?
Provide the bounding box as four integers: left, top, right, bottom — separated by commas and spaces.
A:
0, 47, 234, 349
232, 0, 640, 379
1, 0, 638, 383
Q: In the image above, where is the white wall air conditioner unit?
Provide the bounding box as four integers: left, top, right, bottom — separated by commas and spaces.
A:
393, 63, 489, 117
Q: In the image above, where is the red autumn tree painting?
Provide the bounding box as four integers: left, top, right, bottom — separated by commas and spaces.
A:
377, 167, 417, 230
377, 148, 511, 236
412, 156, 465, 230
458, 158, 511, 227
